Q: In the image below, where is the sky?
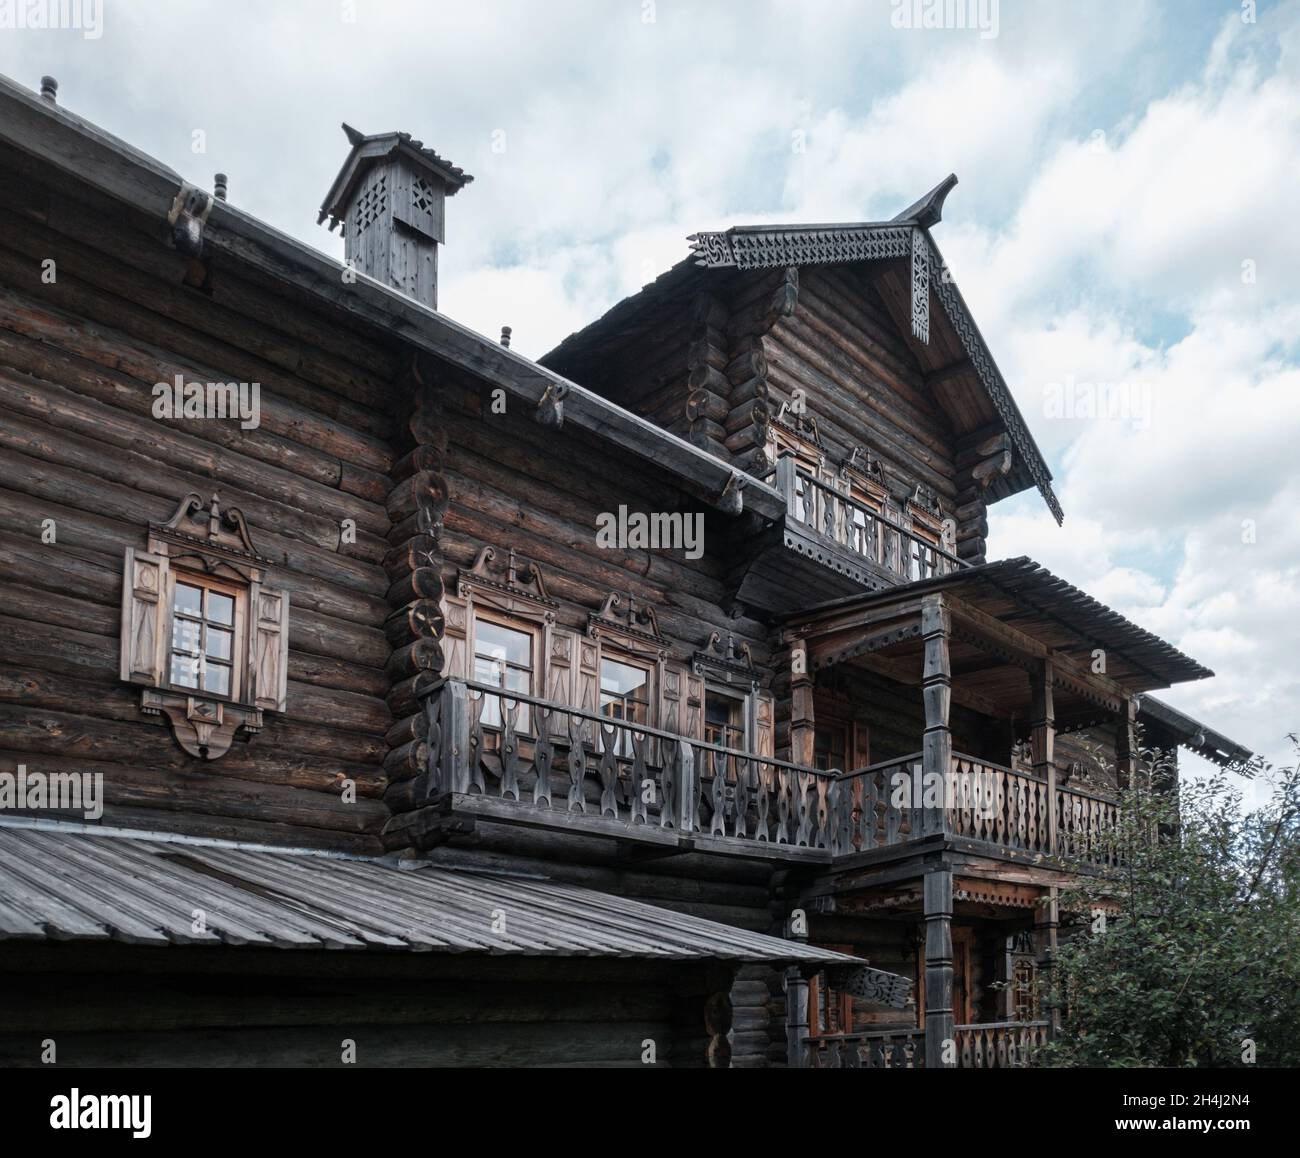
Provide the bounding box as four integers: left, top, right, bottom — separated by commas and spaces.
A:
3, 0, 1298, 792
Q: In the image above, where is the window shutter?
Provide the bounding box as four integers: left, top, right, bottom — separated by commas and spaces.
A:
119, 547, 167, 686
251, 586, 290, 712
660, 664, 685, 733
543, 627, 579, 740
443, 597, 469, 678
753, 689, 775, 758
684, 673, 705, 741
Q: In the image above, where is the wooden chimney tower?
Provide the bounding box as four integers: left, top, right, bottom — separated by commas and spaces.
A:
319, 124, 472, 311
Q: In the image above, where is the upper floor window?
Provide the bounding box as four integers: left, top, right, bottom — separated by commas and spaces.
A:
704, 687, 746, 751
599, 656, 651, 726
120, 492, 287, 761
168, 574, 242, 699
473, 613, 534, 729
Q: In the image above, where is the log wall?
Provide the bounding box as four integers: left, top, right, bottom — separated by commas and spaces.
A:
0, 148, 402, 852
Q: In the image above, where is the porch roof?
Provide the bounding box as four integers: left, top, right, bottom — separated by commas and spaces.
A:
787, 556, 1212, 700
0, 821, 855, 965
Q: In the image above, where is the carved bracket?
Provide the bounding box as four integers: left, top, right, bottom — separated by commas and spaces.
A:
141, 689, 263, 761
168, 182, 215, 256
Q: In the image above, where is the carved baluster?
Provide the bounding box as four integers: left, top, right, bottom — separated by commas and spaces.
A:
533, 708, 553, 808
598, 721, 619, 817
733, 757, 750, 839
796, 771, 814, 846
468, 689, 487, 794
775, 766, 791, 843
756, 761, 772, 840
629, 730, 648, 824
567, 713, 586, 812
423, 690, 444, 795
661, 737, 679, 829
814, 775, 831, 848
710, 747, 727, 836
500, 697, 521, 801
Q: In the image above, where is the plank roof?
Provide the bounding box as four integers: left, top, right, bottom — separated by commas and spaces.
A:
0, 823, 858, 964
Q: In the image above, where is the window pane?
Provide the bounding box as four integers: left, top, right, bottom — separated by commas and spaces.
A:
474, 619, 531, 667
208, 591, 234, 626
203, 665, 230, 696
504, 667, 530, 694
172, 617, 201, 656
174, 583, 202, 617
600, 658, 646, 697
474, 655, 504, 687
170, 654, 200, 688
207, 627, 233, 661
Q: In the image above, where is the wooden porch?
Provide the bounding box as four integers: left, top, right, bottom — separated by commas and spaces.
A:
393, 677, 1123, 871
805, 1021, 1050, 1069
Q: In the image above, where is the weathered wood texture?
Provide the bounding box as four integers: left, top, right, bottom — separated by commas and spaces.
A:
0, 943, 727, 1068
0, 154, 401, 852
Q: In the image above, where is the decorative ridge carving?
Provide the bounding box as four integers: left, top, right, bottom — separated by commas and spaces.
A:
692, 629, 758, 689
152, 492, 266, 563
688, 223, 913, 271
460, 546, 555, 607
588, 592, 666, 656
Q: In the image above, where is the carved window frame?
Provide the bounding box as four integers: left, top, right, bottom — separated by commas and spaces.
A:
120, 493, 288, 761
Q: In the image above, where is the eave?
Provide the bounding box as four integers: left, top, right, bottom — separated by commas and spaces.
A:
0, 71, 783, 525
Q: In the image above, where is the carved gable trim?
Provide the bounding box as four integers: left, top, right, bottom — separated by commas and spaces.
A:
587, 592, 667, 661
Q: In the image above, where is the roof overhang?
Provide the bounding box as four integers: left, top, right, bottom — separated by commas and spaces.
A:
785, 557, 1213, 720
0, 821, 859, 966
1136, 695, 1253, 766
0, 71, 783, 525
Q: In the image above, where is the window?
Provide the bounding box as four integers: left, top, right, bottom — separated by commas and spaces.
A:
168, 575, 241, 699
473, 614, 534, 729
120, 492, 288, 761
600, 656, 651, 756
814, 723, 849, 772
704, 688, 746, 751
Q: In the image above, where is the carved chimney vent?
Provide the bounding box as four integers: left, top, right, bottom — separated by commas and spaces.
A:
318, 123, 473, 311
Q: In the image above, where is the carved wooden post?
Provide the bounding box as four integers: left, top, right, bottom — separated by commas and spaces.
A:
785, 966, 811, 1069
923, 868, 955, 1068
441, 679, 470, 794
1035, 886, 1061, 1037
1032, 659, 1057, 854
1115, 696, 1138, 792
920, 596, 951, 837
789, 638, 815, 769
775, 452, 798, 518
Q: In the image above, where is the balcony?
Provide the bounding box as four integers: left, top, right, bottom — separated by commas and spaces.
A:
735, 457, 968, 612
402, 680, 1120, 869
805, 1021, 1050, 1069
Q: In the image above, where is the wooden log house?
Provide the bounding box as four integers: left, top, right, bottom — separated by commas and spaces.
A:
0, 72, 1250, 1068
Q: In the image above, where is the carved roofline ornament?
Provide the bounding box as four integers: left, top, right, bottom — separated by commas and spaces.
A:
685, 174, 1062, 522
588, 592, 668, 659
692, 630, 759, 690
150, 492, 267, 571
458, 546, 557, 612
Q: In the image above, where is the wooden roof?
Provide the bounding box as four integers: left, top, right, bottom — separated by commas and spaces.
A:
790, 556, 1213, 698
542, 177, 1062, 522
1138, 695, 1252, 766
0, 822, 860, 964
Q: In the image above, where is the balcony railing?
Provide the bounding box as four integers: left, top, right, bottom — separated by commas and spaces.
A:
414, 681, 1121, 867
805, 1022, 1048, 1069
831, 753, 1121, 867
418, 678, 845, 855
774, 457, 969, 583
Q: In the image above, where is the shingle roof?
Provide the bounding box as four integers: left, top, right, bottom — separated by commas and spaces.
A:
0, 823, 857, 964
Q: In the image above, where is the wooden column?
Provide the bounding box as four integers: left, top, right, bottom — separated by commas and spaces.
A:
789, 638, 814, 768
1115, 696, 1138, 791
1035, 886, 1061, 1036
785, 966, 811, 1069
920, 596, 951, 837
923, 868, 955, 1068
1031, 659, 1057, 854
